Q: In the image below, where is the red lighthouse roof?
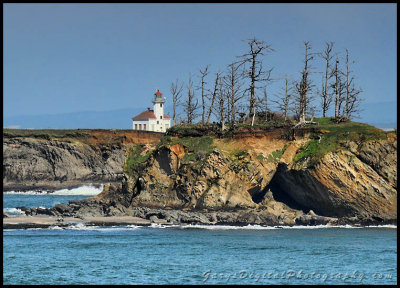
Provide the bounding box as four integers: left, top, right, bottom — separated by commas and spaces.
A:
155, 89, 162, 95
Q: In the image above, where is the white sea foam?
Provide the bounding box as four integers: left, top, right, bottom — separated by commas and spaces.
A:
57, 223, 142, 231
364, 224, 397, 229
4, 184, 104, 196
166, 224, 279, 230
150, 223, 167, 229
3, 208, 25, 215
52, 185, 104, 196
49, 225, 64, 230
67, 223, 99, 230
4, 190, 48, 195
149, 223, 397, 230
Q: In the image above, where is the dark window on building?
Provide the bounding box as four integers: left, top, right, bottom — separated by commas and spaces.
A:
160, 116, 162, 119
160, 103, 163, 108
157, 121, 159, 124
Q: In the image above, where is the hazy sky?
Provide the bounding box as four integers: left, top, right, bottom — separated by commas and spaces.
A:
3, 3, 397, 118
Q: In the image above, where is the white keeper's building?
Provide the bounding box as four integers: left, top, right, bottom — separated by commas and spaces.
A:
131, 89, 171, 133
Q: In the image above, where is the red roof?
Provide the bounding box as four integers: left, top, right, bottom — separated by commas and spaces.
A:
155, 89, 162, 95
132, 109, 171, 120
132, 110, 157, 120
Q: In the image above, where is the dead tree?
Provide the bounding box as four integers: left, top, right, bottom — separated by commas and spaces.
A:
295, 41, 314, 125
206, 72, 221, 124
218, 80, 226, 131
238, 38, 273, 125
344, 49, 363, 120
223, 62, 245, 127
170, 79, 183, 126
198, 65, 210, 125
331, 57, 346, 120
319, 42, 334, 118
262, 87, 269, 121
271, 75, 292, 121
183, 73, 198, 124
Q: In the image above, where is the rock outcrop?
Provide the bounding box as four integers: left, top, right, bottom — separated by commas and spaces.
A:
3, 130, 163, 191
4, 127, 397, 226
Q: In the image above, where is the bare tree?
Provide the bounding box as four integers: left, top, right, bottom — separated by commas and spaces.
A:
238, 38, 274, 125
271, 75, 292, 121
319, 42, 334, 117
261, 87, 269, 121
344, 49, 363, 120
217, 80, 226, 131
198, 65, 210, 125
223, 62, 245, 127
183, 73, 198, 124
331, 57, 346, 120
206, 72, 221, 124
295, 41, 314, 125
170, 79, 183, 126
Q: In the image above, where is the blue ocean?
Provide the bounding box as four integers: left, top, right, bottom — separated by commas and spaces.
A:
3, 186, 397, 285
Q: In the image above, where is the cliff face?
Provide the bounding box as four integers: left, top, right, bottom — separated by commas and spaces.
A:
87, 130, 397, 224
3, 130, 163, 191
4, 126, 397, 225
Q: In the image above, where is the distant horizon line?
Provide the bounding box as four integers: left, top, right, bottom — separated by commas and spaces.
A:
3, 99, 397, 118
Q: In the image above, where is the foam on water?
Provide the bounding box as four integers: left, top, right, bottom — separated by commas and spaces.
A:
4, 184, 104, 196
4, 223, 396, 232
148, 223, 397, 230
3, 208, 25, 215
48, 223, 143, 231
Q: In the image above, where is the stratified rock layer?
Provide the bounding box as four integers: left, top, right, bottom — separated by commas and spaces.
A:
3, 130, 163, 191
4, 128, 397, 226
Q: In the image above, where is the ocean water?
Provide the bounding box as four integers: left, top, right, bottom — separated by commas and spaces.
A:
3, 185, 103, 215
3, 187, 398, 285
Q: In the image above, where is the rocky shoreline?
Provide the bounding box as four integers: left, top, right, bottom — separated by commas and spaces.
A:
3, 127, 397, 229
5, 203, 396, 230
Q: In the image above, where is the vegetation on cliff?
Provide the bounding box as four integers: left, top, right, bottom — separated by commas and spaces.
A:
293, 118, 391, 167
5, 120, 396, 225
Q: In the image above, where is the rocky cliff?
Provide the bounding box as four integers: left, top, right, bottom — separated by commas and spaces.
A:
3, 129, 163, 191
5, 122, 397, 226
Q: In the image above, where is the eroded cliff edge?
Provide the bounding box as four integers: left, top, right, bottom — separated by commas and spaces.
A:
5, 122, 397, 226
3, 129, 163, 191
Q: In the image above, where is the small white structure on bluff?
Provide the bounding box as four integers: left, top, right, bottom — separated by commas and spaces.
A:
131, 89, 171, 133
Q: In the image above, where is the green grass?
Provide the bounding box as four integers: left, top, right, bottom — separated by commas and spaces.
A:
256, 153, 266, 161
167, 124, 221, 137
158, 135, 216, 165
235, 120, 295, 130
229, 149, 249, 160
293, 117, 388, 166
267, 144, 289, 163
123, 144, 152, 176
3, 128, 90, 141
166, 121, 296, 138
228, 149, 251, 173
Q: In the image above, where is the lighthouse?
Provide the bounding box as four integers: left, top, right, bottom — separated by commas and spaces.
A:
131, 89, 171, 132
152, 89, 166, 121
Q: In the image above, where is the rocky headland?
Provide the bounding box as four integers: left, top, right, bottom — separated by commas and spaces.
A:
3, 120, 397, 228
3, 129, 163, 191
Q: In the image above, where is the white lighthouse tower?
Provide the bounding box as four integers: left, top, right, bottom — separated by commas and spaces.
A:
131, 89, 171, 132
153, 89, 166, 120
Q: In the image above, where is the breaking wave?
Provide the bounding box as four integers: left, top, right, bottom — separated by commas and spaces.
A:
4, 185, 104, 196
3, 208, 25, 215
48, 223, 142, 231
